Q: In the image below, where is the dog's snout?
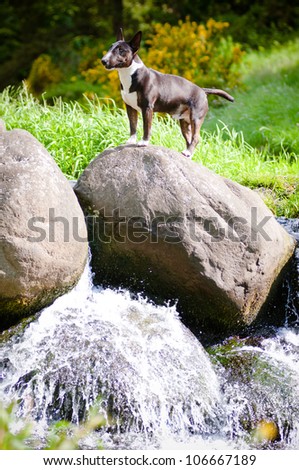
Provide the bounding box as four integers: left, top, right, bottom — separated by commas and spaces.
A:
101, 57, 108, 66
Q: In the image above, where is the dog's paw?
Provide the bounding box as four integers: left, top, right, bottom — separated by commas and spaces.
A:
182, 149, 192, 158
126, 135, 137, 145
137, 140, 149, 147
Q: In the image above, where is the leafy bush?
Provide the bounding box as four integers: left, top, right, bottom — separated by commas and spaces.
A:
0, 401, 105, 450
145, 19, 243, 88
81, 18, 244, 104
0, 402, 32, 450
26, 54, 63, 95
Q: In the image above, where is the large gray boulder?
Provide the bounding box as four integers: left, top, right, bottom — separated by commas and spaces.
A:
74, 145, 295, 334
0, 121, 88, 330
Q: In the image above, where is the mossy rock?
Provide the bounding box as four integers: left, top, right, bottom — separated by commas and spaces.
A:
208, 335, 299, 447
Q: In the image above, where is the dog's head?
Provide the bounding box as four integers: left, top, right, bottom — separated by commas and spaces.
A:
101, 29, 142, 70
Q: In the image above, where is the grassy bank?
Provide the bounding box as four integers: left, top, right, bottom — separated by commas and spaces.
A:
0, 84, 298, 217
203, 39, 299, 217
205, 40, 299, 156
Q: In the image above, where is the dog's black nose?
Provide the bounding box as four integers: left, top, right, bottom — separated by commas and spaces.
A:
101, 58, 107, 67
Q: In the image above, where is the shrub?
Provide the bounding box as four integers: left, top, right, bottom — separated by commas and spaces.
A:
145, 19, 243, 88
26, 54, 63, 95
81, 18, 244, 104
0, 401, 105, 450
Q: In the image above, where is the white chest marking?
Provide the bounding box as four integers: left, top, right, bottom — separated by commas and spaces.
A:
121, 89, 140, 111
118, 61, 144, 112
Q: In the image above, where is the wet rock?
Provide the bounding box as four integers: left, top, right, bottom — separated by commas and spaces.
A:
74, 145, 295, 334
0, 120, 88, 330
208, 334, 299, 447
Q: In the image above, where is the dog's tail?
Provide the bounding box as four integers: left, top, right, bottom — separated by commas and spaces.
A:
202, 88, 234, 102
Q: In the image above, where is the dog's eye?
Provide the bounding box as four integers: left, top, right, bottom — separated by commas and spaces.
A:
118, 48, 126, 56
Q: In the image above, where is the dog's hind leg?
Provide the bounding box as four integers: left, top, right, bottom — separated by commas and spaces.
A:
182, 116, 205, 158
181, 90, 208, 157
179, 119, 192, 148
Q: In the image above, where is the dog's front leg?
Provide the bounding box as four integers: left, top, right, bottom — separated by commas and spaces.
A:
138, 105, 153, 147
126, 104, 138, 144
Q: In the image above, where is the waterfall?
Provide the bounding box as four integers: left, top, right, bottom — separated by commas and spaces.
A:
0, 263, 223, 449
0, 218, 298, 449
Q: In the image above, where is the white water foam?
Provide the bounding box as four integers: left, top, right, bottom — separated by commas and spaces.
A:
0, 263, 223, 448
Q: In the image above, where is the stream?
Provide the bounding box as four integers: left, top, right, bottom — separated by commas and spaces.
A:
0, 219, 298, 450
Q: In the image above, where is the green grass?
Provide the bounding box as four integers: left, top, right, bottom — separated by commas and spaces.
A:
0, 44, 298, 218
205, 39, 299, 156
0, 86, 127, 178
202, 39, 299, 217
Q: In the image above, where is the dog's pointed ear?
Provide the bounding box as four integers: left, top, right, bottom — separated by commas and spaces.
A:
129, 31, 142, 53
117, 28, 124, 41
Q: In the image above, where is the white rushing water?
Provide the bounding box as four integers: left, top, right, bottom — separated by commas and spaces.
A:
0, 259, 299, 449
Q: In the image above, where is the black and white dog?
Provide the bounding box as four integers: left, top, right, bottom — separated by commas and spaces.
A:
101, 29, 234, 157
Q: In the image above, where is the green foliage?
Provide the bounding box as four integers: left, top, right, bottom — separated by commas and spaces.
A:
26, 55, 63, 95
0, 401, 105, 450
0, 402, 32, 450
1, 0, 299, 90
44, 79, 103, 103
148, 1, 299, 48
201, 0, 299, 47
145, 19, 243, 88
